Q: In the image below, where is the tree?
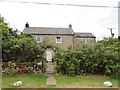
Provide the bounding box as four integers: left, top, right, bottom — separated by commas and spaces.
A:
1, 15, 44, 62
0, 15, 10, 40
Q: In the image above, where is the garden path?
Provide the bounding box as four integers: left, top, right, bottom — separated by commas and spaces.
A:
46, 62, 57, 85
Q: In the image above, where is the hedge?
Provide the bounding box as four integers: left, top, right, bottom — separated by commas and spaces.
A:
55, 38, 120, 76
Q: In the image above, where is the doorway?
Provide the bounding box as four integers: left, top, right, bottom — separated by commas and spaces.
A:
46, 50, 52, 62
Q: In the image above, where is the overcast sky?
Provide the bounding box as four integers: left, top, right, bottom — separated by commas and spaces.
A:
0, 0, 119, 40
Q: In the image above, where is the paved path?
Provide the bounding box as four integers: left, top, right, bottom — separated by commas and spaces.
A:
46, 62, 57, 85
46, 74, 57, 85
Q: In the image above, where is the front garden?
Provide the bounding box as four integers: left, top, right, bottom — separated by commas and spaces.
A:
2, 74, 118, 88
1, 15, 120, 88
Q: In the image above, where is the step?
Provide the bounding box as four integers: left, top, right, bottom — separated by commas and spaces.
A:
46, 61, 56, 74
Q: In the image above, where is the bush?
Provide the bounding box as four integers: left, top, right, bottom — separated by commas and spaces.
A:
55, 38, 120, 76
3, 62, 19, 75
2, 61, 46, 75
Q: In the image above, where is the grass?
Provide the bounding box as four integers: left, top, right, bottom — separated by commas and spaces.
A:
55, 74, 118, 88
2, 74, 47, 88
2, 74, 118, 88
0, 75, 2, 90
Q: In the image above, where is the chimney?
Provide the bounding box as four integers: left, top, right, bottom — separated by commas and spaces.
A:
25, 22, 29, 28
69, 24, 72, 29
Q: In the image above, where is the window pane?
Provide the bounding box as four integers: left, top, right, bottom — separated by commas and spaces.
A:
82, 38, 87, 44
36, 36, 42, 43
56, 37, 62, 43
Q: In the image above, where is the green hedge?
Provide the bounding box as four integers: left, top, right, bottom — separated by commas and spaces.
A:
55, 38, 120, 76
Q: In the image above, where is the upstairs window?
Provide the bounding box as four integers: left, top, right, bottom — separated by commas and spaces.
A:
56, 37, 62, 43
36, 36, 42, 43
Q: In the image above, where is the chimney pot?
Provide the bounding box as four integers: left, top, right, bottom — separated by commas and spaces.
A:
69, 24, 72, 29
25, 22, 29, 28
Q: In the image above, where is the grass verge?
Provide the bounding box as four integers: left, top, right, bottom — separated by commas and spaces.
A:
2, 74, 118, 88
2, 74, 47, 88
55, 74, 118, 88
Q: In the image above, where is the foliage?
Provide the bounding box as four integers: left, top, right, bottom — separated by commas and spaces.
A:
55, 74, 118, 88
2, 74, 47, 88
3, 62, 19, 75
2, 33, 45, 62
2, 74, 118, 88
2, 61, 46, 75
0, 15, 9, 40
1, 15, 45, 62
1, 15, 119, 76
55, 38, 120, 76
0, 15, 47, 75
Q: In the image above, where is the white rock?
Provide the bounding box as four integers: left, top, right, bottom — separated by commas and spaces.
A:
37, 62, 42, 65
13, 81, 22, 87
103, 81, 112, 87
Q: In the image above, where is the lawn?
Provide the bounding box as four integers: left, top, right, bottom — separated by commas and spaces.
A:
2, 74, 118, 88
2, 74, 47, 88
55, 74, 118, 88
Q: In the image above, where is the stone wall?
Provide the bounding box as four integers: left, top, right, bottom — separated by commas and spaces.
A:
74, 37, 95, 49
33, 35, 74, 50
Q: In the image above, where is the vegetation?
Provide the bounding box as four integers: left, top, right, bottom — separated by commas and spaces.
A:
55, 38, 120, 76
1, 15, 44, 63
2, 74, 118, 88
55, 74, 118, 88
1, 15, 119, 88
1, 15, 48, 74
2, 74, 47, 88
1, 15, 120, 77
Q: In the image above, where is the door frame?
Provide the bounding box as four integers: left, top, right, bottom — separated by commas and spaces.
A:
46, 50, 52, 62
45, 48, 54, 62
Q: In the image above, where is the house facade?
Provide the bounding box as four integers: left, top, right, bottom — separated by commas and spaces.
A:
23, 23, 96, 50
74, 32, 96, 49
23, 24, 74, 50
23, 23, 96, 61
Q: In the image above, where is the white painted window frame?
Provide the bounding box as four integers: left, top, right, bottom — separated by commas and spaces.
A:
82, 38, 87, 44
36, 36, 42, 43
56, 36, 62, 43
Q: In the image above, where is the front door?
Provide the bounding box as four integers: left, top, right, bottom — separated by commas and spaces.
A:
46, 50, 52, 62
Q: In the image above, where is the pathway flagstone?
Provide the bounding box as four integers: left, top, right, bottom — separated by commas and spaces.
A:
46, 74, 57, 85
46, 62, 57, 85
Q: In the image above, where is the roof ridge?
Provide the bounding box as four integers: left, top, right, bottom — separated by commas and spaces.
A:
28, 27, 69, 29
75, 32, 92, 33
23, 26, 74, 35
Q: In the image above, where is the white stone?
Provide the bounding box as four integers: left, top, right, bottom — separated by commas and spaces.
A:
13, 81, 22, 87
37, 62, 42, 65
103, 81, 112, 87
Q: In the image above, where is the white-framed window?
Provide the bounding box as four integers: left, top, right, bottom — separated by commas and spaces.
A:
36, 36, 42, 43
81, 38, 87, 44
56, 36, 62, 43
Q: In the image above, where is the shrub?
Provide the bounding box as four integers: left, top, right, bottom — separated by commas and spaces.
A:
2, 61, 46, 75
3, 62, 19, 75
55, 38, 120, 76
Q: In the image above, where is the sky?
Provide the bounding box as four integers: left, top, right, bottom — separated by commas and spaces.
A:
0, 0, 119, 40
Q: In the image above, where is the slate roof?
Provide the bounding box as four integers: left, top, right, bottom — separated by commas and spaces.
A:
23, 27, 74, 35
74, 32, 96, 38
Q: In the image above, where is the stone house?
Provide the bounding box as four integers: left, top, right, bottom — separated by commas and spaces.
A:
74, 32, 96, 49
23, 23, 96, 62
